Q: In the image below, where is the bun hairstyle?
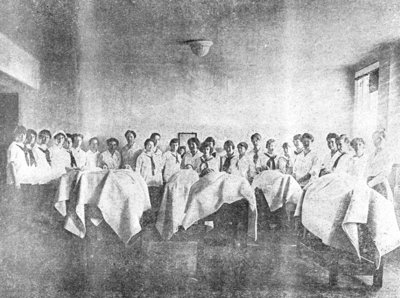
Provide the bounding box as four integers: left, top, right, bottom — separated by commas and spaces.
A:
374, 128, 386, 139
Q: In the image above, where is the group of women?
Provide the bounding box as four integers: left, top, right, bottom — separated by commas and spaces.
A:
6, 125, 394, 205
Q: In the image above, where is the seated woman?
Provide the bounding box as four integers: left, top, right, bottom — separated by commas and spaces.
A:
181, 137, 203, 169
365, 129, 393, 201
193, 141, 220, 177
49, 130, 70, 177
178, 146, 186, 159
136, 138, 164, 219
99, 138, 121, 169
348, 137, 367, 178
264, 138, 278, 170
71, 133, 87, 169
278, 142, 293, 175
293, 133, 319, 187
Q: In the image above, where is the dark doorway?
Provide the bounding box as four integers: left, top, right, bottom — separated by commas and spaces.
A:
0, 93, 19, 184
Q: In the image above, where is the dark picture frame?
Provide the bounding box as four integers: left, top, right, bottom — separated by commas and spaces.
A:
178, 132, 197, 147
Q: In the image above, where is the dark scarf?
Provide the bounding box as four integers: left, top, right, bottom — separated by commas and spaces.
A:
38, 147, 51, 166
16, 144, 30, 166
67, 150, 77, 168
222, 154, 235, 173
265, 153, 277, 170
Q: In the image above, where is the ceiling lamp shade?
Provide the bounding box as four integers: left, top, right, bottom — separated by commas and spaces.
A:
186, 40, 213, 57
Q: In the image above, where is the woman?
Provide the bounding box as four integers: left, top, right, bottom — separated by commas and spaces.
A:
99, 138, 121, 169
220, 140, 236, 174
365, 129, 393, 201
121, 130, 140, 170
348, 137, 367, 178
49, 130, 70, 177
193, 141, 219, 177
292, 133, 319, 187
136, 138, 164, 219
181, 137, 203, 169
278, 142, 293, 175
71, 133, 87, 169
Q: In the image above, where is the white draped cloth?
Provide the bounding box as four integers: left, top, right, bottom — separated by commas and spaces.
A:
296, 173, 400, 268
55, 169, 151, 244
182, 172, 258, 240
156, 169, 199, 240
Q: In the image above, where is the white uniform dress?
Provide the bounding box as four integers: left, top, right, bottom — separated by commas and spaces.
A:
6, 141, 32, 185
162, 151, 181, 183
99, 150, 122, 170
365, 149, 393, 201
293, 149, 320, 187
71, 147, 87, 168
49, 146, 70, 178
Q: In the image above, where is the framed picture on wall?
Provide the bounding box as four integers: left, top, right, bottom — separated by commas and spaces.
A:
178, 132, 197, 147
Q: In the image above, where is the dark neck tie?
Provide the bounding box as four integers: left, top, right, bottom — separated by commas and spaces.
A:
174, 153, 179, 164
253, 151, 259, 165
17, 145, 30, 166
223, 155, 234, 172
266, 154, 276, 170
68, 150, 77, 167
150, 155, 155, 175
27, 149, 37, 167
39, 147, 51, 166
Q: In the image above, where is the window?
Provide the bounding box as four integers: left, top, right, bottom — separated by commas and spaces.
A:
353, 63, 379, 140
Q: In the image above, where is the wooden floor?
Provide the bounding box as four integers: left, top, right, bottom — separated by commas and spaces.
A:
1, 185, 400, 297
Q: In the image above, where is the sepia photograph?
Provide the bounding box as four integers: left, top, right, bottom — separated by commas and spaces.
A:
0, 0, 400, 297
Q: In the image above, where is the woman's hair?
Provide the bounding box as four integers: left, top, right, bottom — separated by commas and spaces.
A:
237, 142, 248, 150
350, 137, 365, 149
224, 140, 235, 150
374, 128, 386, 140
301, 133, 314, 142
107, 137, 119, 146
178, 146, 186, 152
144, 138, 154, 147
251, 133, 261, 141
150, 132, 161, 139
293, 134, 302, 141
89, 137, 99, 145
266, 138, 276, 148
187, 137, 201, 148
27, 129, 37, 138
38, 129, 51, 139
337, 134, 350, 144
200, 141, 214, 154
204, 136, 216, 146
65, 133, 74, 140
125, 130, 137, 139
73, 133, 84, 141
169, 138, 179, 146
326, 133, 339, 141
282, 142, 290, 149
13, 125, 27, 137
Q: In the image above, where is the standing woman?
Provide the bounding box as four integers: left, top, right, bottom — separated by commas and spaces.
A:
292, 133, 320, 187
348, 137, 368, 178
278, 142, 293, 175
365, 129, 393, 201
181, 137, 203, 169
49, 131, 70, 177
193, 141, 219, 177
136, 138, 164, 218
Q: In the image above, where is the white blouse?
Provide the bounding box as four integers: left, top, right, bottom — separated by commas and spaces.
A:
136, 151, 163, 187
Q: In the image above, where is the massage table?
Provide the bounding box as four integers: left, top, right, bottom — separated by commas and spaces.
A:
295, 173, 400, 288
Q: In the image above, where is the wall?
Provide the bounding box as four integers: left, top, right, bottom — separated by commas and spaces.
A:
0, 0, 80, 135
77, 0, 354, 154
